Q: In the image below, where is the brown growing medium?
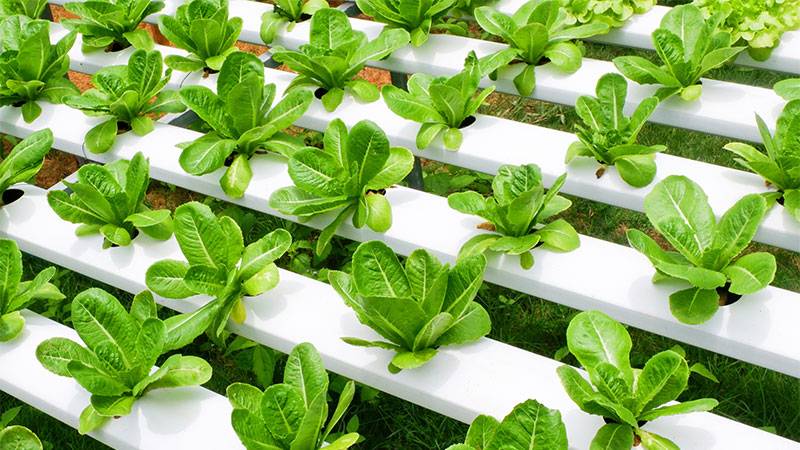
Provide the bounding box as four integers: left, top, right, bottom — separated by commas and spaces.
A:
68, 71, 93, 92
1, 138, 79, 190
146, 182, 202, 211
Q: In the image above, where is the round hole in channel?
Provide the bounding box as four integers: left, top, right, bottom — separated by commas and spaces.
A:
535, 57, 551, 67
717, 282, 743, 307
314, 87, 329, 100
1, 188, 24, 206
458, 116, 476, 129
108, 228, 140, 248
116, 120, 132, 134
105, 41, 131, 53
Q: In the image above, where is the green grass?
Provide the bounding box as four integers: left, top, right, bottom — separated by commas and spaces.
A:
2, 1, 800, 448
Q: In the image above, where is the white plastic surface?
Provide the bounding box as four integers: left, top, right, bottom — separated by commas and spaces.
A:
0, 308, 242, 450
53, 23, 800, 251
1, 103, 798, 378
1, 186, 797, 449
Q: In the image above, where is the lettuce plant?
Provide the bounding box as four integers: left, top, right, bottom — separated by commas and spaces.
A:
259, 0, 328, 44
36, 288, 213, 434
558, 310, 718, 449
48, 152, 174, 248
724, 100, 800, 222
0, 424, 42, 450
0, 239, 64, 342
356, 0, 467, 47
694, 0, 800, 61
270, 119, 413, 257
329, 241, 490, 373
446, 400, 567, 450
474, 0, 609, 97
0, 0, 48, 19
178, 52, 312, 198
65, 49, 185, 154
627, 175, 776, 324
227, 343, 360, 449
0, 128, 53, 204
448, 164, 579, 269
614, 4, 744, 101
566, 73, 664, 187
559, 0, 655, 28
146, 202, 291, 338
158, 0, 242, 73
61, 0, 163, 52
775, 78, 800, 101
0, 17, 78, 122
271, 8, 410, 112
382, 50, 514, 150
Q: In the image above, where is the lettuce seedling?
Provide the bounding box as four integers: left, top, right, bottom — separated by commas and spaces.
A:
559, 0, 654, 28
724, 100, 800, 222
227, 343, 360, 449
178, 52, 312, 198
65, 49, 186, 154
0, 17, 79, 122
357, 0, 467, 47
0, 422, 42, 450
270, 119, 413, 257
0, 129, 53, 204
694, 0, 800, 61
48, 152, 174, 248
775, 78, 800, 101
0, 239, 64, 342
446, 399, 567, 450
627, 175, 776, 324
62, 0, 163, 52
329, 241, 490, 373
614, 4, 744, 102
259, 0, 328, 44
158, 0, 242, 73
37, 288, 213, 434
448, 164, 579, 269
382, 50, 514, 150
567, 73, 664, 187
146, 202, 291, 338
558, 310, 718, 449
0, 0, 48, 19
271, 8, 410, 112
474, 0, 609, 97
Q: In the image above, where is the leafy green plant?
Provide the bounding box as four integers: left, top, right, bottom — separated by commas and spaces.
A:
557, 310, 719, 449
0, 420, 42, 450
0, 0, 48, 19
329, 241, 490, 373
626, 175, 776, 324
613, 4, 745, 101
445, 399, 567, 450
724, 100, 800, 222
270, 119, 413, 257
48, 152, 174, 248
178, 51, 312, 198
0, 239, 64, 342
448, 164, 580, 269
0, 129, 53, 204
227, 343, 360, 449
0, 17, 79, 122
775, 78, 800, 101
146, 202, 291, 338
356, 0, 467, 47
566, 73, 664, 187
271, 8, 410, 112
65, 49, 185, 154
36, 288, 213, 434
259, 0, 328, 44
382, 50, 514, 150
559, 0, 655, 28
158, 0, 242, 73
62, 0, 163, 52
474, 0, 609, 97
694, 0, 800, 61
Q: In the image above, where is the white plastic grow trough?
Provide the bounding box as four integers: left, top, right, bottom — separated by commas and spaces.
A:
53, 24, 800, 251
0, 306, 242, 450
50, 0, 793, 142
0, 185, 797, 449
1, 103, 799, 379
